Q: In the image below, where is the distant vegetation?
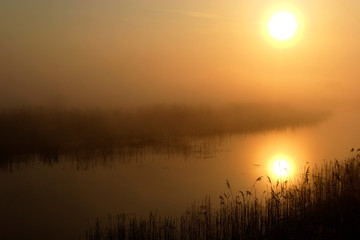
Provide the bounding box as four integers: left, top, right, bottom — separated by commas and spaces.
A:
84, 151, 360, 240
0, 103, 329, 170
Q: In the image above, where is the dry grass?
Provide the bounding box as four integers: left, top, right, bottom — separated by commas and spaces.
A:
84, 150, 360, 240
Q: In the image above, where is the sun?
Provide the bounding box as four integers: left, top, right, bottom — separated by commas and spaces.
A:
267, 11, 298, 41
273, 159, 290, 177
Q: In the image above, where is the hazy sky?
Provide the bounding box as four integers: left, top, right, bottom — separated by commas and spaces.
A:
1, 0, 360, 108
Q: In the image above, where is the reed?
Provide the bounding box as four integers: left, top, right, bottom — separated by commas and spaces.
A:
83, 150, 360, 239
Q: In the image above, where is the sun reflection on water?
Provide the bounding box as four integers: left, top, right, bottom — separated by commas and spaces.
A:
268, 154, 295, 180
273, 159, 290, 177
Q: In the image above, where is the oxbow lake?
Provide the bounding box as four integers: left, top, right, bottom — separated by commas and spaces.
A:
1, 109, 359, 240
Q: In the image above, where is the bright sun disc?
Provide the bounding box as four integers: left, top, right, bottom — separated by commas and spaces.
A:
267, 11, 298, 41
273, 160, 290, 177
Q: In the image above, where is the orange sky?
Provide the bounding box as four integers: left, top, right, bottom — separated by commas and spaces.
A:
1, 0, 360, 108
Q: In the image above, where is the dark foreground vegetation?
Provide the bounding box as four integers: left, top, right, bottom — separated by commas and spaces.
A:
84, 151, 360, 240
0, 103, 328, 166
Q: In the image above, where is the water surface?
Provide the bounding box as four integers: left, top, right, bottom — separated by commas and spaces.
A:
0, 109, 359, 239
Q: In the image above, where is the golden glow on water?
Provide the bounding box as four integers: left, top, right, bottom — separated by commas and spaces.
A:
248, 132, 308, 181
273, 159, 290, 177
267, 11, 298, 41
267, 153, 296, 180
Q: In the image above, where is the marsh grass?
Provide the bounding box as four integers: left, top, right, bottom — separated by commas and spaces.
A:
84, 151, 360, 239
0, 103, 329, 171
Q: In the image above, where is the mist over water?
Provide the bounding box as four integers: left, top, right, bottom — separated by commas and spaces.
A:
0, 106, 359, 239
0, 103, 329, 171
2, 0, 360, 239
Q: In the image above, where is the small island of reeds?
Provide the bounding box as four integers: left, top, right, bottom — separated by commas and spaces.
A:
0, 103, 329, 171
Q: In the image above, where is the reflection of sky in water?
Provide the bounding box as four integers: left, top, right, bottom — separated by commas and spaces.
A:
1, 110, 360, 239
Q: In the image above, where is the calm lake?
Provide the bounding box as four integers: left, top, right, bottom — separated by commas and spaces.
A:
1, 108, 359, 240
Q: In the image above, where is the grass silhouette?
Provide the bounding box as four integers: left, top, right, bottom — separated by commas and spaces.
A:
84, 150, 360, 239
